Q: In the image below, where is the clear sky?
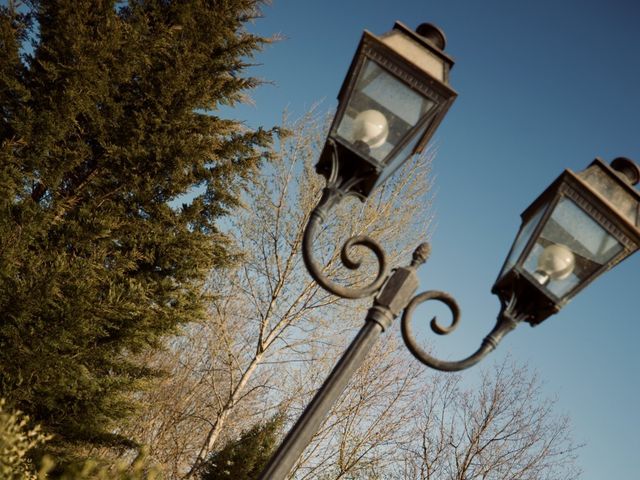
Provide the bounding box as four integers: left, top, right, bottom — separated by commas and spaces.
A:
230, 0, 640, 478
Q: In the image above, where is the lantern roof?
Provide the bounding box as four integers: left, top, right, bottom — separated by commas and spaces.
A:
520, 158, 640, 244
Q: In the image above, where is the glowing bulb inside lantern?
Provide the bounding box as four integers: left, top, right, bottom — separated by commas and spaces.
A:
533, 243, 576, 285
352, 109, 389, 148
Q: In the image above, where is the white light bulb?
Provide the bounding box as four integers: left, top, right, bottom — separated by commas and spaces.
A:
534, 243, 576, 285
352, 109, 389, 148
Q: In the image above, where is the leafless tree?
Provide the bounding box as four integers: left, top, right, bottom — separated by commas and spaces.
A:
118, 109, 580, 480
393, 359, 582, 480
115, 109, 578, 480
289, 335, 426, 480
118, 107, 434, 478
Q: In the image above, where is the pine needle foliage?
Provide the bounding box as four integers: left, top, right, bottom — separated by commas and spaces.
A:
198, 415, 282, 480
0, 398, 51, 480
0, 0, 276, 456
0, 398, 162, 479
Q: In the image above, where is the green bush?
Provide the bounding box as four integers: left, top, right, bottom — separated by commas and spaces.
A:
0, 398, 51, 480
0, 398, 162, 479
40, 448, 163, 480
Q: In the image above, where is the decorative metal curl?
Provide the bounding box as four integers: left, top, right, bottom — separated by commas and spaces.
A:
401, 291, 526, 371
303, 201, 388, 299
302, 140, 389, 299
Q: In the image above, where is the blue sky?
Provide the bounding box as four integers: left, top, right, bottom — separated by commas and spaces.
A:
231, 0, 640, 478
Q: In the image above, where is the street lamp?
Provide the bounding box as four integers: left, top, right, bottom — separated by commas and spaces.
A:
402, 157, 640, 372
258, 21, 639, 480
492, 157, 640, 325
314, 21, 456, 202
305, 22, 456, 300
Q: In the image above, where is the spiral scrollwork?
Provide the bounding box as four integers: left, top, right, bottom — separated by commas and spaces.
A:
302, 139, 389, 299
303, 206, 388, 299
401, 290, 522, 372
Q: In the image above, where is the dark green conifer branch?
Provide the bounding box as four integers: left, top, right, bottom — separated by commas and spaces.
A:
0, 0, 275, 464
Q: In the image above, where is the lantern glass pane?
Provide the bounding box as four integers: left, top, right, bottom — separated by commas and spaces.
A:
336, 59, 435, 163
523, 197, 623, 299
372, 128, 422, 190
498, 204, 547, 279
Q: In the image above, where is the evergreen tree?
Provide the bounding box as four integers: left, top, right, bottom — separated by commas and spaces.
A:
0, 0, 275, 457
199, 415, 282, 480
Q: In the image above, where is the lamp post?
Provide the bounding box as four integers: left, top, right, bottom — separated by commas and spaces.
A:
258, 21, 640, 480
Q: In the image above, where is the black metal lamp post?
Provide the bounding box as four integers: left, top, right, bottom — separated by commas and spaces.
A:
258, 21, 639, 480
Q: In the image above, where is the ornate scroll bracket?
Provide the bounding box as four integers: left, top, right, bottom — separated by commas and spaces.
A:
302, 140, 389, 299
304, 135, 524, 367
400, 290, 529, 372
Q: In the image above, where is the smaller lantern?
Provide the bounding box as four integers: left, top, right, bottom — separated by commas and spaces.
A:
492, 157, 640, 325
316, 22, 457, 200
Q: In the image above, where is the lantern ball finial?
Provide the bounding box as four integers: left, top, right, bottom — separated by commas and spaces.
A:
416, 23, 447, 51
611, 157, 640, 186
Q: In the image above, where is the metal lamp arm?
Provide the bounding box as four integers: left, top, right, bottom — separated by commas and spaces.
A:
400, 291, 524, 372
302, 189, 389, 299
302, 137, 389, 299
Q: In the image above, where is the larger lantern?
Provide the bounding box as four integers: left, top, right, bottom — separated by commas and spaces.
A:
493, 157, 640, 325
316, 22, 457, 200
